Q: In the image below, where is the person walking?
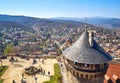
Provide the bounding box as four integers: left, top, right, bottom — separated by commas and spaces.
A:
13, 80, 16, 83
42, 59, 44, 64
22, 73, 24, 78
44, 70, 45, 75
41, 68, 43, 74
43, 70, 45, 75
39, 58, 40, 62
21, 78, 26, 83
35, 77, 37, 83
48, 71, 50, 76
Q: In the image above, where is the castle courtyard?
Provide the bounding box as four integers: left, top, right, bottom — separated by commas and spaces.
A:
1, 57, 58, 83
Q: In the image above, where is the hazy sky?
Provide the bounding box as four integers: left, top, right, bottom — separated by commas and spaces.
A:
0, 0, 120, 18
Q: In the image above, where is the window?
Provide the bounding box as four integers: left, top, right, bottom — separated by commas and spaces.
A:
95, 64, 100, 69
90, 75, 93, 79
85, 75, 88, 79
104, 63, 107, 67
73, 61, 77, 65
91, 65, 93, 69
84, 64, 89, 67
73, 71, 75, 75
81, 74, 83, 78
79, 63, 81, 67
77, 72, 79, 76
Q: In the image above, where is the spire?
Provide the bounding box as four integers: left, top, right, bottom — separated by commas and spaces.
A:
84, 24, 87, 32
84, 17, 88, 32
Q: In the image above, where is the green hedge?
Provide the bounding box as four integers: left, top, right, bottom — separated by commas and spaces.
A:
0, 66, 8, 83
44, 63, 62, 83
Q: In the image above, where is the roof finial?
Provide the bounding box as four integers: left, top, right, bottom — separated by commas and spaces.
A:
84, 17, 87, 32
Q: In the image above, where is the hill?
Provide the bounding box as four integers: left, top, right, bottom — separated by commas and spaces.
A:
0, 21, 34, 32
1, 14, 120, 30
51, 17, 120, 28
0, 14, 89, 31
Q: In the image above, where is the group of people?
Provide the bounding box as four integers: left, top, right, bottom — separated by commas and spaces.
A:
12, 58, 51, 83
33, 57, 45, 64
21, 73, 26, 83
38, 65, 50, 76
12, 73, 26, 83
29, 67, 50, 83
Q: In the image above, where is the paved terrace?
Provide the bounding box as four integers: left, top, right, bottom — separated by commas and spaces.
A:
1, 57, 58, 83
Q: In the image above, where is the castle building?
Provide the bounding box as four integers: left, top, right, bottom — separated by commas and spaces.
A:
63, 26, 112, 83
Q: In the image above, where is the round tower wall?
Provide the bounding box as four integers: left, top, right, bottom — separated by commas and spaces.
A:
65, 58, 108, 80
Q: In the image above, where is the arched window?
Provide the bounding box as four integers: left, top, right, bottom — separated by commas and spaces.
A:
90, 75, 93, 79
73, 71, 75, 75
85, 74, 88, 79
77, 72, 79, 76
81, 74, 83, 78
91, 65, 94, 69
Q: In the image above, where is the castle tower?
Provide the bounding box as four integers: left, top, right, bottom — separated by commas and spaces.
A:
63, 26, 112, 83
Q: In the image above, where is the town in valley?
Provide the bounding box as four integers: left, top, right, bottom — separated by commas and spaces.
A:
0, 0, 120, 83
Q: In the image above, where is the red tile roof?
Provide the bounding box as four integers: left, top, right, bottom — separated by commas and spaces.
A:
106, 63, 120, 78
104, 63, 120, 83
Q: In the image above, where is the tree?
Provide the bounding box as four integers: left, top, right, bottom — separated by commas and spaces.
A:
4, 45, 12, 56
4, 45, 16, 64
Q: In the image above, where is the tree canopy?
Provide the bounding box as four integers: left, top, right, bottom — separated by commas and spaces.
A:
4, 45, 12, 55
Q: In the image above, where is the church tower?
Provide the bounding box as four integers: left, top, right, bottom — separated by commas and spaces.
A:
63, 25, 112, 83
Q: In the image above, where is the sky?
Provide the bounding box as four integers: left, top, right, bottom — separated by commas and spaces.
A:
0, 0, 120, 18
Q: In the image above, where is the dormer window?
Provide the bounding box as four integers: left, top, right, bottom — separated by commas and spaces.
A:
73, 61, 77, 65
84, 64, 89, 67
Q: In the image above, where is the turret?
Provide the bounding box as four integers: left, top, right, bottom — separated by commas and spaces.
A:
63, 26, 112, 83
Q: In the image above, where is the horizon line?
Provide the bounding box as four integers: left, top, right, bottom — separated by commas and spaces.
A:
0, 13, 120, 19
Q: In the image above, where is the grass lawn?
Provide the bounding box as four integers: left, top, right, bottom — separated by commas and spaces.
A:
44, 63, 62, 83
0, 66, 8, 83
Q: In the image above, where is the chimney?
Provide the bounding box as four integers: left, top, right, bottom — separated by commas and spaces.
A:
89, 31, 94, 46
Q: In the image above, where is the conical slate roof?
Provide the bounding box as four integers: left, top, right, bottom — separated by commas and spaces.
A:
63, 30, 112, 64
